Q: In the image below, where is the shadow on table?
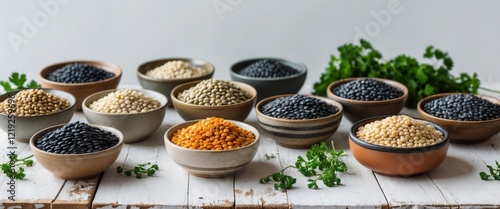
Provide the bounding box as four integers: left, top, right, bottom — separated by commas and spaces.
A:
426, 156, 474, 179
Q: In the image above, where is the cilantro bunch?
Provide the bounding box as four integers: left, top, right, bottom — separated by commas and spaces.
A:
1, 154, 34, 180
0, 72, 41, 92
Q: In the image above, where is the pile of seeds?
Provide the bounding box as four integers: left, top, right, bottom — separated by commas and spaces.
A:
422, 94, 500, 121
260, 94, 339, 119
36, 121, 119, 154
0, 89, 71, 116
46, 63, 114, 83
356, 115, 444, 148
238, 59, 299, 78
171, 117, 255, 150
145, 60, 210, 79
89, 89, 161, 113
176, 79, 252, 106
332, 78, 403, 101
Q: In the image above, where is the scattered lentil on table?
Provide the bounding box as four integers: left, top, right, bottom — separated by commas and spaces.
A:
422, 94, 500, 121
176, 79, 252, 106
171, 117, 255, 150
145, 60, 210, 79
89, 89, 161, 113
0, 89, 71, 116
36, 121, 119, 154
332, 78, 403, 101
45, 63, 114, 83
356, 115, 444, 148
260, 94, 339, 119
238, 59, 299, 78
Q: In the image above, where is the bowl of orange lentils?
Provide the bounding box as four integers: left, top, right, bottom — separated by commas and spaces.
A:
164, 117, 260, 177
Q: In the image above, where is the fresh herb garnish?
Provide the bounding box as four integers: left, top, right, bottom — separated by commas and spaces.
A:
116, 162, 159, 179
1, 154, 34, 180
0, 72, 41, 92
480, 161, 500, 181
264, 153, 276, 160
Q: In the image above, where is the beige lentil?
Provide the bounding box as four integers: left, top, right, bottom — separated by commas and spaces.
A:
0, 89, 71, 116
89, 89, 161, 113
355, 115, 444, 148
145, 60, 210, 79
177, 79, 252, 106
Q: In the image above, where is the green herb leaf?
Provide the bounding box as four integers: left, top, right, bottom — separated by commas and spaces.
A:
479, 161, 500, 181
1, 154, 34, 180
116, 162, 159, 179
1, 72, 41, 92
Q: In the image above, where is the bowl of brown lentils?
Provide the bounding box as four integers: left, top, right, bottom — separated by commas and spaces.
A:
349, 115, 450, 176
0, 88, 76, 143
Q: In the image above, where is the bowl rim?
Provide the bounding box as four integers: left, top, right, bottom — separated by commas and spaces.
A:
38, 60, 122, 86
0, 88, 76, 118
417, 92, 500, 124
255, 94, 344, 123
136, 57, 215, 82
82, 88, 168, 116
229, 57, 308, 81
164, 119, 260, 153
29, 123, 124, 157
349, 115, 450, 153
327, 77, 409, 104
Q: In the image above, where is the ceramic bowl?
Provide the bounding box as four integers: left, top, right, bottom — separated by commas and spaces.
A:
30, 123, 124, 180
39, 60, 122, 110
82, 89, 168, 143
164, 119, 260, 177
417, 93, 500, 143
137, 58, 215, 107
327, 77, 408, 124
255, 94, 344, 148
0, 89, 76, 143
349, 115, 450, 176
230, 57, 307, 101
170, 80, 257, 121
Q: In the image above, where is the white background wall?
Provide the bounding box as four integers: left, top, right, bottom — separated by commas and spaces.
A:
1, 0, 499, 90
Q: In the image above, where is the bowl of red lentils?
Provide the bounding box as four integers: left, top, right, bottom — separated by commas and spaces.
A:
164, 117, 260, 177
349, 115, 450, 176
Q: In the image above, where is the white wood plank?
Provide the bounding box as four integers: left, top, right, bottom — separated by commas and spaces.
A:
188, 175, 234, 208
52, 177, 100, 209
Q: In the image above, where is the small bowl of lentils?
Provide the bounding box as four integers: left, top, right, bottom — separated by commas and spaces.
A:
171, 79, 257, 121
327, 77, 408, 124
230, 58, 307, 101
29, 121, 124, 180
39, 60, 122, 110
417, 93, 500, 143
255, 94, 343, 148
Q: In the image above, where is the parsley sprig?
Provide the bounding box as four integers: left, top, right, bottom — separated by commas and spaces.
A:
116, 162, 159, 179
479, 161, 500, 181
0, 72, 41, 92
1, 154, 34, 180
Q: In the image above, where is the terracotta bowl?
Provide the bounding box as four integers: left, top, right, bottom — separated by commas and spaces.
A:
137, 58, 215, 107
0, 89, 76, 143
327, 77, 408, 124
349, 116, 450, 176
230, 57, 307, 102
39, 60, 122, 110
417, 93, 500, 143
164, 119, 260, 177
82, 89, 168, 143
170, 80, 257, 121
30, 123, 124, 180
255, 94, 344, 148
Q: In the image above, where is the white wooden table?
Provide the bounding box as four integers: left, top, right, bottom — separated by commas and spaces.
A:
1, 86, 500, 209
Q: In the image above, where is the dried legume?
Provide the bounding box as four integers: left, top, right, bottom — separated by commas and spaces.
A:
145, 60, 210, 79
171, 117, 255, 150
356, 115, 444, 148
260, 94, 339, 119
238, 59, 299, 78
332, 78, 403, 101
422, 94, 500, 121
89, 89, 161, 113
0, 89, 71, 116
46, 63, 114, 83
36, 121, 119, 154
177, 79, 252, 106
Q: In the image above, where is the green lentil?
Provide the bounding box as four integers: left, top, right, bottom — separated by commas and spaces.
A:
177, 79, 252, 106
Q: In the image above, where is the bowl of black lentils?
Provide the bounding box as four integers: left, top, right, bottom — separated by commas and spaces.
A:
417, 93, 500, 143
230, 58, 307, 102
29, 121, 124, 180
255, 94, 343, 148
327, 77, 408, 124
39, 60, 122, 110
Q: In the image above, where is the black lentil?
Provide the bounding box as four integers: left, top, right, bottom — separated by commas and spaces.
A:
260, 94, 339, 119
36, 121, 119, 154
238, 59, 299, 78
422, 94, 500, 121
332, 78, 403, 101
46, 63, 114, 83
